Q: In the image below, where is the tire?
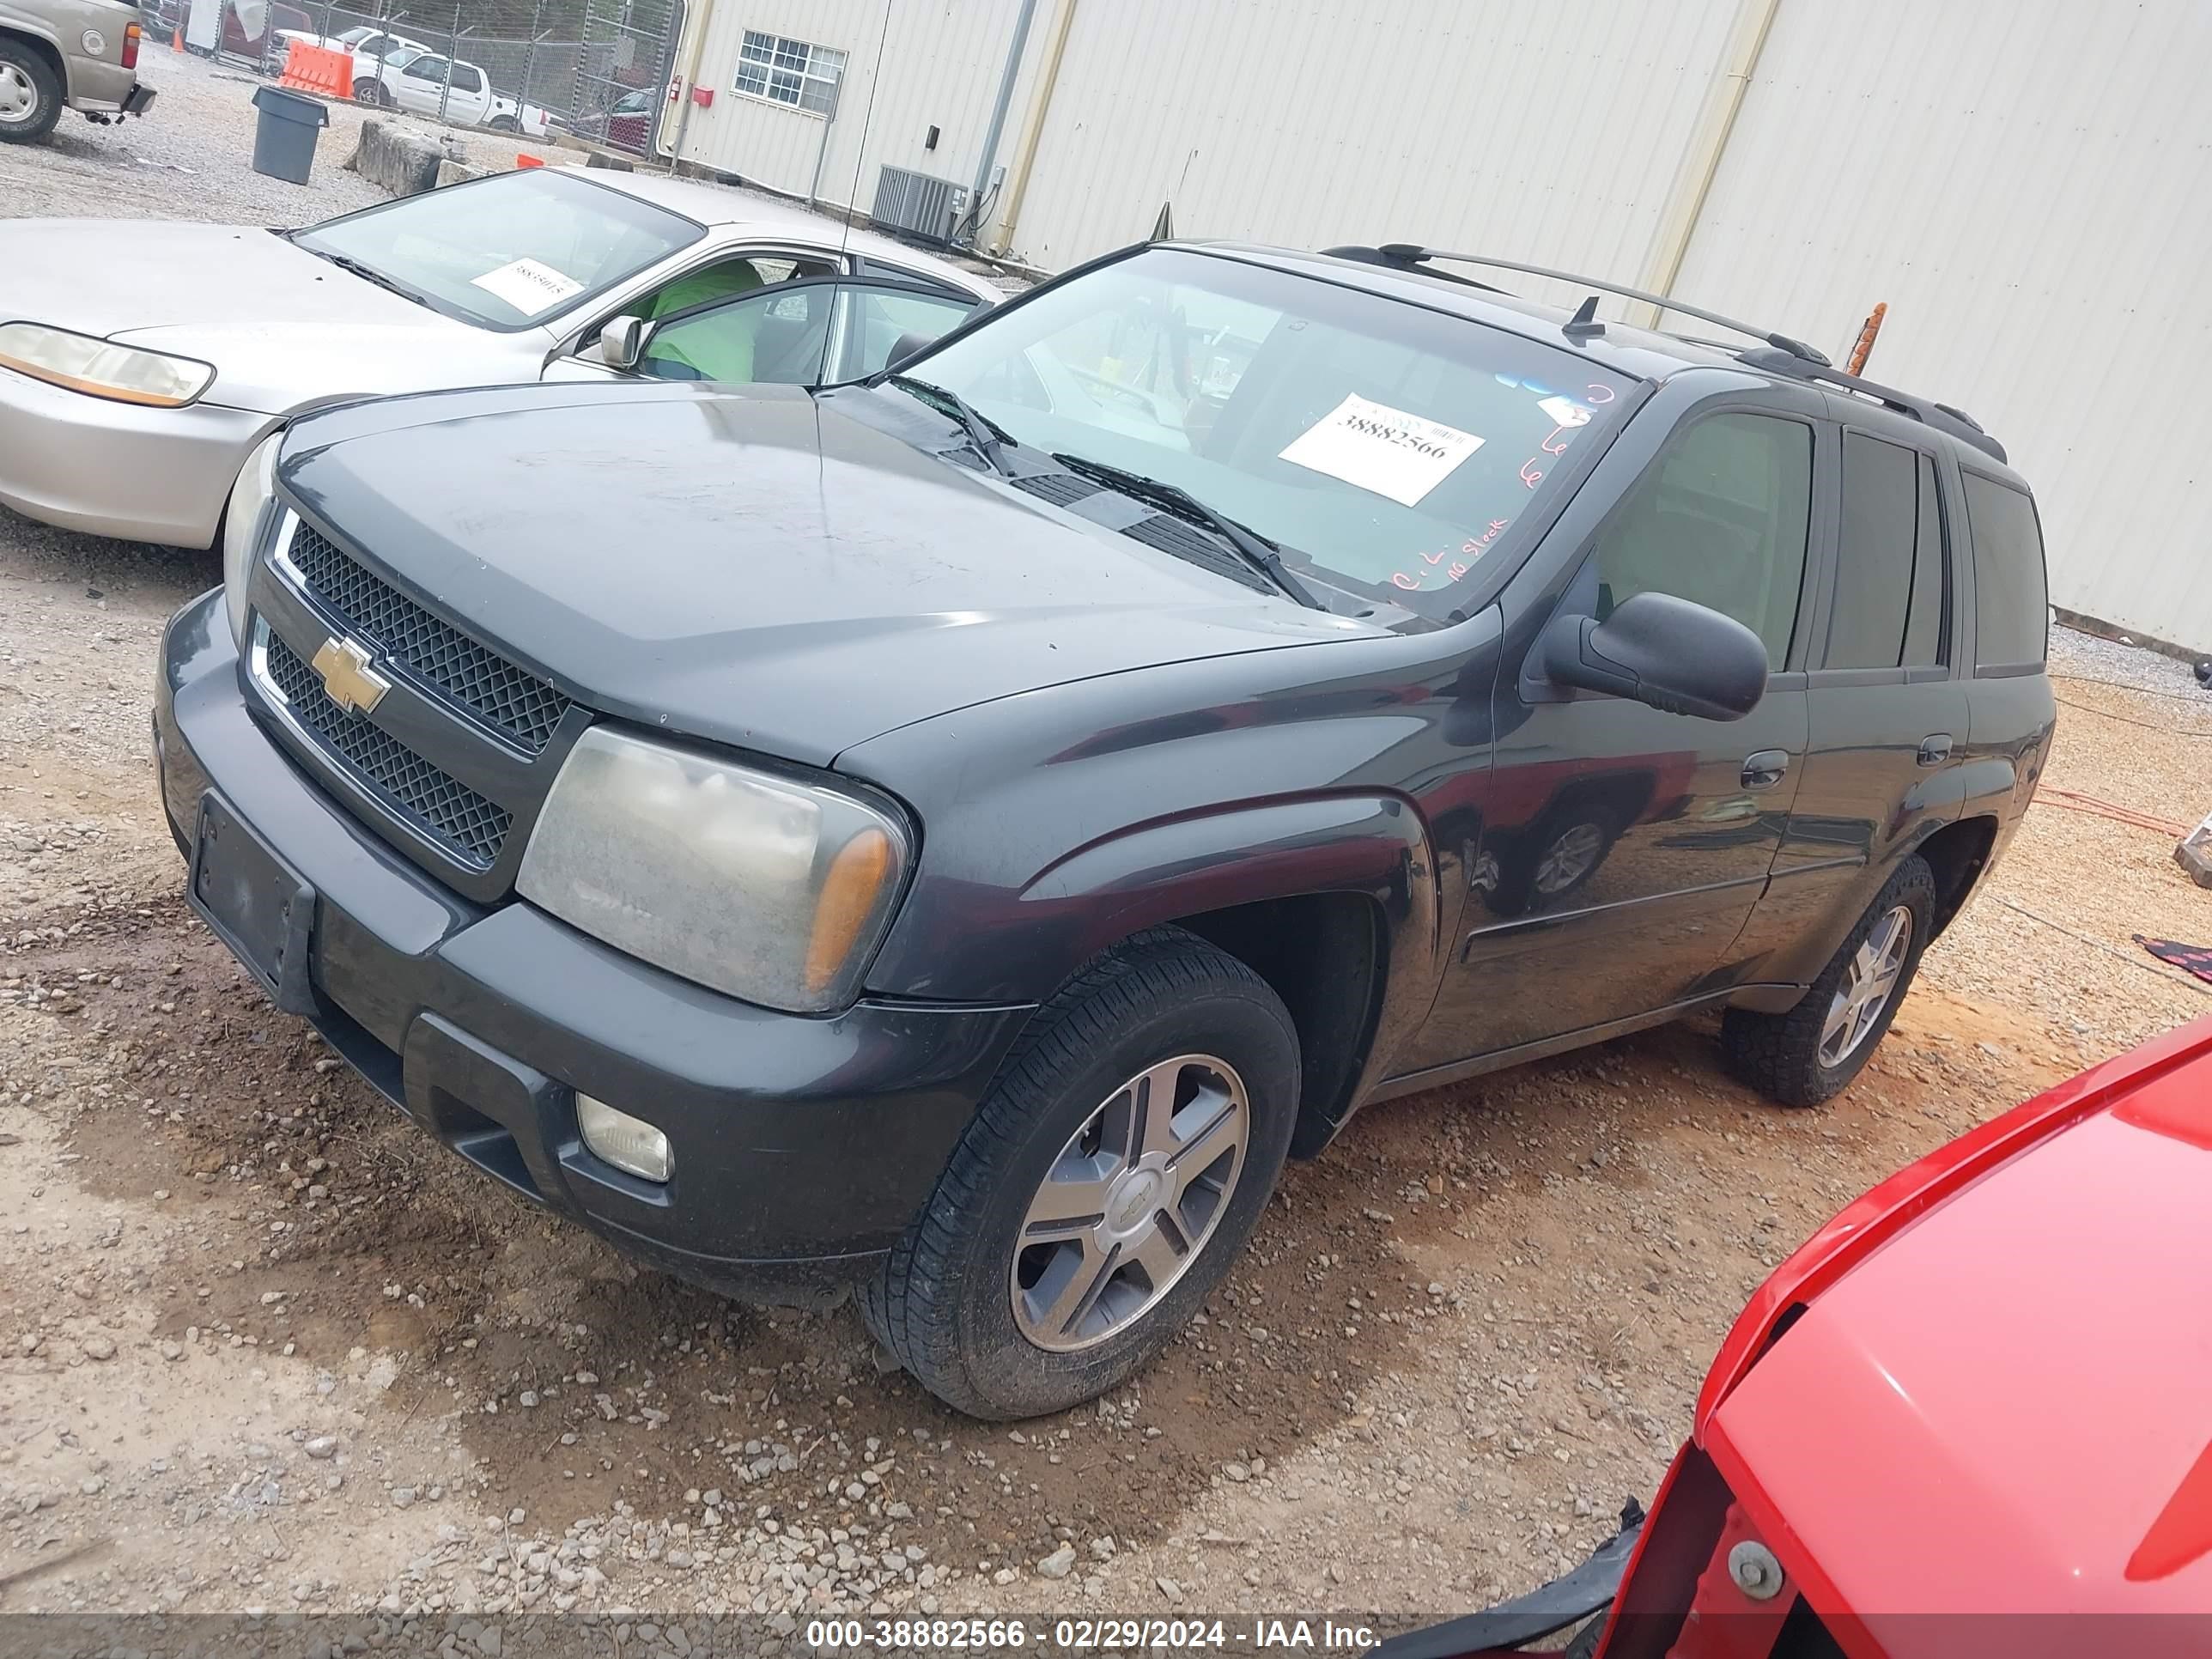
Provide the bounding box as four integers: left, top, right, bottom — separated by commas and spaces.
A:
1722, 854, 1936, 1108
862, 927, 1300, 1419
352, 78, 381, 104
489, 114, 519, 132
0, 40, 64, 145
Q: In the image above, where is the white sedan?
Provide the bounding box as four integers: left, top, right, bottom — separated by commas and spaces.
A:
0, 167, 996, 547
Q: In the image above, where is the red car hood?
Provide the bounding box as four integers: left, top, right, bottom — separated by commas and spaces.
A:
1698, 1016, 2212, 1641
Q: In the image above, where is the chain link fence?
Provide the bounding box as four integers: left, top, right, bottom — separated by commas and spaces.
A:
149, 0, 679, 154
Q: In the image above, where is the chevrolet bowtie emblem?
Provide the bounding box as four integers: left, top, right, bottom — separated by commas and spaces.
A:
311, 636, 390, 716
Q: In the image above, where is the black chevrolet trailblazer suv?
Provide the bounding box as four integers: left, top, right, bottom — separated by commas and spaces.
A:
156, 240, 2055, 1419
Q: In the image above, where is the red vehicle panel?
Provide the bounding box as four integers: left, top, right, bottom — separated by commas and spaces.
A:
1379, 1012, 2212, 1659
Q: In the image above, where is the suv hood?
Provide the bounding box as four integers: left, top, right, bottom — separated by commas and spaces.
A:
278, 380, 1376, 766
2, 222, 523, 413
1705, 1020, 2212, 1621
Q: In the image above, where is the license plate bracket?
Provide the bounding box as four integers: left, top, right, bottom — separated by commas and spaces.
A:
188, 793, 318, 1014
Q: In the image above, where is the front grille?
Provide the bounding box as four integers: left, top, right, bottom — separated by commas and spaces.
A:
286, 523, 570, 753
262, 633, 513, 869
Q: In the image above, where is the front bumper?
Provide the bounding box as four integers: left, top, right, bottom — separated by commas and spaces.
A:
155, 589, 1033, 1303
0, 368, 264, 547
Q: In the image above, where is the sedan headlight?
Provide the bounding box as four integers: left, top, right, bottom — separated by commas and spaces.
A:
222, 431, 283, 647
0, 322, 215, 408
518, 729, 911, 1014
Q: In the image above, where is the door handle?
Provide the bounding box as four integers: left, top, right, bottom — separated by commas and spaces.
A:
1917, 734, 1954, 767
1741, 750, 1790, 792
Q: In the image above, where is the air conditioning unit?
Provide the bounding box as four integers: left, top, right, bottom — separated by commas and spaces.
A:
871, 166, 969, 247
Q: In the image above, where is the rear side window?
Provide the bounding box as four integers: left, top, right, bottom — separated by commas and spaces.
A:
1962, 475, 2048, 669
1829, 434, 1917, 668
1594, 412, 1813, 670
1830, 434, 1949, 669
1900, 453, 1947, 666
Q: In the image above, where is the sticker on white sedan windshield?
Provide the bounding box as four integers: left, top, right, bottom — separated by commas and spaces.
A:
1278, 394, 1484, 507
470, 257, 586, 317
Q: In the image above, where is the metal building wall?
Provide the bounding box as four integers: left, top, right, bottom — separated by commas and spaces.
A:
1671, 0, 2212, 647
997, 0, 1742, 282
675, 0, 1050, 222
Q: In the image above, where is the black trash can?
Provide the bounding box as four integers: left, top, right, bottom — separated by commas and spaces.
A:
249, 86, 330, 185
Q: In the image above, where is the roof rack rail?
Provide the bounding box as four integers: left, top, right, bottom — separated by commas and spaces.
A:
1326, 245, 1832, 366
1736, 346, 2007, 463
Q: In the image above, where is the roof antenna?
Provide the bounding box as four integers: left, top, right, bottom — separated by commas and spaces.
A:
837, 0, 896, 264
1562, 295, 1605, 342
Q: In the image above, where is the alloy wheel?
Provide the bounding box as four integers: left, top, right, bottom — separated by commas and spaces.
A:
0, 64, 37, 125
1818, 904, 1913, 1067
1010, 1054, 1249, 1352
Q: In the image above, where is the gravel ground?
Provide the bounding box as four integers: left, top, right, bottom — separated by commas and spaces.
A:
0, 47, 560, 224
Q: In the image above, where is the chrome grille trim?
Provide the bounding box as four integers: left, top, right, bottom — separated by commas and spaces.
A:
270, 515, 571, 754
247, 621, 513, 870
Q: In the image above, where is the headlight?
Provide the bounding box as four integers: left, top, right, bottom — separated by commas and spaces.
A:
517, 729, 911, 1014
222, 432, 283, 647
0, 322, 215, 408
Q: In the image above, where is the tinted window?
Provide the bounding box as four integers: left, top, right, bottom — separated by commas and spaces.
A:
1828, 433, 1917, 668
1594, 413, 1812, 670
1900, 453, 1948, 666
453, 64, 483, 94
1963, 475, 2048, 668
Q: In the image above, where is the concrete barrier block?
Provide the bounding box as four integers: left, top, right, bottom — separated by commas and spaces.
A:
346, 118, 461, 198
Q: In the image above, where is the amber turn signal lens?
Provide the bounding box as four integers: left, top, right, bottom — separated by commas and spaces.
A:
805, 829, 895, 994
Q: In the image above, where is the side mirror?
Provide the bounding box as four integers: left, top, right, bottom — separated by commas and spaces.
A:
598, 314, 649, 371
1540, 591, 1768, 720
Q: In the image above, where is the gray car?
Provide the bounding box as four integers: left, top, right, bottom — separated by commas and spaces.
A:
0, 0, 154, 143
0, 166, 996, 547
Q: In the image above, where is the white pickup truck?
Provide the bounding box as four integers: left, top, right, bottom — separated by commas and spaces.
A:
352, 43, 550, 135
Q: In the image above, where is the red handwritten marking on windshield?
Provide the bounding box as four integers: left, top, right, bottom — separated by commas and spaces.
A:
1519, 457, 1546, 488
1540, 425, 1572, 457
1586, 384, 1616, 404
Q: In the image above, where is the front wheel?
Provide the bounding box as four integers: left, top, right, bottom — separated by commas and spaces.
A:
1722, 854, 1936, 1107
862, 927, 1299, 1419
0, 40, 64, 145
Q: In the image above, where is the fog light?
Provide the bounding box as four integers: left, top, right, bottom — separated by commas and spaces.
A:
576, 1093, 672, 1183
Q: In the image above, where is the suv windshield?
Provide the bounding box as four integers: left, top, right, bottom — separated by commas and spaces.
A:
291, 171, 703, 331
910, 246, 1635, 609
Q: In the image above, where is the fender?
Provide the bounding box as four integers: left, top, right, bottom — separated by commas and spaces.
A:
871, 793, 1440, 1047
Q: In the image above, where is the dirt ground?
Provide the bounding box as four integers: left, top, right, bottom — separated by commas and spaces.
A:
5, 71, 2212, 1633
3, 510, 2207, 1644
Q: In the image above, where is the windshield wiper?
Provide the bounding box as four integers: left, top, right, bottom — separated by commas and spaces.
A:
1051, 453, 1324, 610
304, 248, 431, 309
887, 374, 1016, 478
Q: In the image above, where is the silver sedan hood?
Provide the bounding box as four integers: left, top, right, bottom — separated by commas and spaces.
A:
3, 220, 547, 415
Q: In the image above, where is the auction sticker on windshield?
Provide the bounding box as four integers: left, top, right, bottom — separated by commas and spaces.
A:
470, 257, 586, 317
1278, 393, 1484, 507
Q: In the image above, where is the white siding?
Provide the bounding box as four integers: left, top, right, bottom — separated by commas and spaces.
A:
678, 0, 1052, 219
999, 0, 1742, 285
1673, 0, 2212, 646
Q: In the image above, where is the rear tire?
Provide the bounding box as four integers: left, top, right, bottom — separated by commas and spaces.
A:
0, 40, 64, 145
1722, 854, 1936, 1107
863, 927, 1299, 1419
489, 114, 519, 132
352, 77, 381, 104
